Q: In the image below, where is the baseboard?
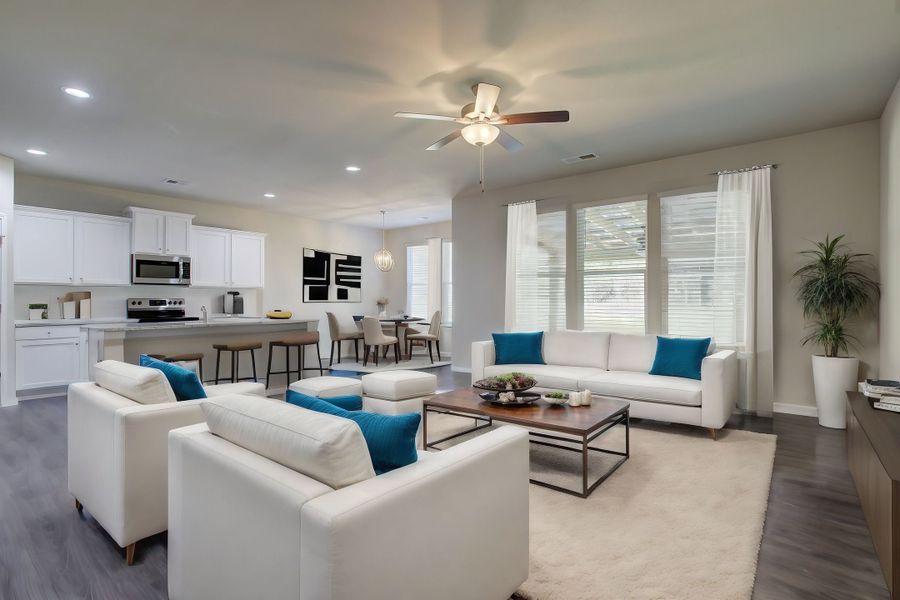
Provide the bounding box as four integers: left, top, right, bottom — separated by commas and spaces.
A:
451, 365, 471, 373
773, 402, 818, 418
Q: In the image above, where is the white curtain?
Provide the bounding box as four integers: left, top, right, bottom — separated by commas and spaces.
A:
505, 201, 538, 331
426, 237, 442, 320
715, 168, 774, 414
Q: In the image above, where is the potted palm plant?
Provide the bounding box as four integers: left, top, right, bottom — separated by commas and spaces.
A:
793, 235, 879, 428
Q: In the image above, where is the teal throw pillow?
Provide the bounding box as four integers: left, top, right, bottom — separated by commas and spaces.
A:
139, 354, 207, 401
492, 331, 544, 365
648, 337, 711, 380
285, 390, 363, 411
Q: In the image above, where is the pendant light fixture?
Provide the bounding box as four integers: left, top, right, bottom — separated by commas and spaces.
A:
374, 210, 394, 272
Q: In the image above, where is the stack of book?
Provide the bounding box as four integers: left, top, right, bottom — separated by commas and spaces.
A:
861, 379, 900, 413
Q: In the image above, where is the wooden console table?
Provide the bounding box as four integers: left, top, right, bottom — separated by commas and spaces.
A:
847, 392, 900, 598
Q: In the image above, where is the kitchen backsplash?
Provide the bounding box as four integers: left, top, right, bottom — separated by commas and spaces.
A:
14, 285, 261, 320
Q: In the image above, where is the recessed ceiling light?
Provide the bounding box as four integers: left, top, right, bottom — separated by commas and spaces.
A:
26, 148, 47, 156
345, 166, 361, 172
263, 193, 276, 198
62, 87, 91, 99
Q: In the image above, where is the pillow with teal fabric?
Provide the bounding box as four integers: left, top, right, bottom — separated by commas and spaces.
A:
139, 354, 207, 401
649, 337, 711, 380
287, 393, 419, 474
285, 389, 363, 411
492, 332, 544, 365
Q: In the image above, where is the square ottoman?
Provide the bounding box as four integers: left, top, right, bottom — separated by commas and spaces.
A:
362, 371, 437, 448
288, 376, 362, 399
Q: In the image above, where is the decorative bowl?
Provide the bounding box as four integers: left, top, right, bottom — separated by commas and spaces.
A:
542, 391, 569, 406
479, 391, 541, 407
472, 372, 537, 394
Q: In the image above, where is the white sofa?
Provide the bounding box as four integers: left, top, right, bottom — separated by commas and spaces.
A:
472, 330, 738, 436
67, 360, 266, 564
168, 396, 530, 600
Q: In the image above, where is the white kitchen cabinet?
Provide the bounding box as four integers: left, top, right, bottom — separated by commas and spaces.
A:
126, 207, 193, 255
191, 226, 231, 287
16, 326, 83, 390
191, 226, 265, 288
164, 214, 192, 255
74, 215, 131, 285
14, 208, 75, 284
230, 232, 266, 288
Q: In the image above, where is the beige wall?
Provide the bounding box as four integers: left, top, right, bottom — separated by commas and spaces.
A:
13, 174, 389, 352
453, 121, 881, 412
384, 220, 452, 312
880, 79, 900, 378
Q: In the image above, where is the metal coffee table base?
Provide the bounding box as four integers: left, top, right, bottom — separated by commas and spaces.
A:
424, 407, 630, 498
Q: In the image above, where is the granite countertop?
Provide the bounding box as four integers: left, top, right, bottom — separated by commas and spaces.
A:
81, 317, 318, 332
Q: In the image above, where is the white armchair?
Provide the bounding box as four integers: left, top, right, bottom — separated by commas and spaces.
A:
168, 418, 530, 600
67, 360, 266, 564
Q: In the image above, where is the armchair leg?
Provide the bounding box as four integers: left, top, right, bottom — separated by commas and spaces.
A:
75, 498, 83, 513
708, 427, 718, 441
125, 542, 137, 566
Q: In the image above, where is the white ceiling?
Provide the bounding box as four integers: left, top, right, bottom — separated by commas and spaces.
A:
1, 1, 900, 229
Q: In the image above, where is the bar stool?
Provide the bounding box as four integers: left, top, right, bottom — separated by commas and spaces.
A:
265, 331, 324, 389
146, 352, 205, 382
213, 342, 263, 383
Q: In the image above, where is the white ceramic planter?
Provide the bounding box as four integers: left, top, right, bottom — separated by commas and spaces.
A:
811, 355, 859, 429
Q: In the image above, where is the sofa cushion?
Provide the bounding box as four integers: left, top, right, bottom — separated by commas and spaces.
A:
288, 376, 363, 398
93, 360, 176, 405
492, 332, 544, 365
202, 395, 375, 489
139, 355, 207, 401
579, 371, 702, 406
286, 390, 363, 411
649, 337, 711, 380
607, 334, 658, 373
361, 370, 437, 400
286, 394, 420, 474
483, 364, 606, 391
542, 330, 610, 369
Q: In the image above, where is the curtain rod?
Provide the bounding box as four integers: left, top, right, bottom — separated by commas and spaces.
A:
711, 163, 778, 176
502, 198, 553, 207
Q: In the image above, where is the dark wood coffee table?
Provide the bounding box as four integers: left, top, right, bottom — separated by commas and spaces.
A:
423, 389, 630, 498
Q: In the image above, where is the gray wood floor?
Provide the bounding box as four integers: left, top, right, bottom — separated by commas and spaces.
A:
0, 367, 889, 599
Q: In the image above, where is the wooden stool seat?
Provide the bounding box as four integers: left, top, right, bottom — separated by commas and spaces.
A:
265, 331, 323, 389
214, 342, 262, 384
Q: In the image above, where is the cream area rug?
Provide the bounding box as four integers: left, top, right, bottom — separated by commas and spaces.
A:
428, 414, 776, 600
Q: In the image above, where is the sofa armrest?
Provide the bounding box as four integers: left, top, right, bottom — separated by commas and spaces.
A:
471, 340, 496, 384
299, 426, 529, 600
700, 350, 738, 429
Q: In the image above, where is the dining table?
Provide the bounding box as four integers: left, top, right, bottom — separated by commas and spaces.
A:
353, 315, 426, 361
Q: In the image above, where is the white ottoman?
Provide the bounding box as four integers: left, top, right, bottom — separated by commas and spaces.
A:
288, 376, 362, 398
361, 371, 437, 448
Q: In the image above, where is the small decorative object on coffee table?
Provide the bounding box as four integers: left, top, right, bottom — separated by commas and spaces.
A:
542, 391, 569, 405
473, 373, 539, 406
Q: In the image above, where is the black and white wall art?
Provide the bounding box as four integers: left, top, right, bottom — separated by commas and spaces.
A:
302, 248, 362, 302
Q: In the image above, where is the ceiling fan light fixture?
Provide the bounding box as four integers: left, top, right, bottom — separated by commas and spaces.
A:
461, 123, 500, 146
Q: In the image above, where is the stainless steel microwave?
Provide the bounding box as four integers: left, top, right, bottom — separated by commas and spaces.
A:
132, 253, 191, 285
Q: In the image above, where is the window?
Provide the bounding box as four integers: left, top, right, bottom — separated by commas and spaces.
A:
442, 240, 453, 324
577, 199, 647, 334
513, 210, 567, 331
406, 244, 428, 318
661, 191, 745, 346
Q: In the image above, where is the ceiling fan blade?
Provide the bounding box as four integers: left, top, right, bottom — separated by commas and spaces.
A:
501, 110, 570, 125
496, 129, 524, 153
426, 130, 462, 151
395, 112, 459, 122
473, 83, 501, 116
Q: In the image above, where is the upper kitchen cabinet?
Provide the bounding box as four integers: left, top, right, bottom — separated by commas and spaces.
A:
15, 206, 132, 286
126, 207, 193, 255
191, 226, 265, 288
15, 208, 75, 284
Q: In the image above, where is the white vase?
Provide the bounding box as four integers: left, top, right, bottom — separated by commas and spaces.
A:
811, 355, 859, 429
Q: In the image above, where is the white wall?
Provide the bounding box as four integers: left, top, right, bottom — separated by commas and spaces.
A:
453, 121, 882, 412
0, 156, 15, 406
14, 174, 389, 352
880, 78, 900, 378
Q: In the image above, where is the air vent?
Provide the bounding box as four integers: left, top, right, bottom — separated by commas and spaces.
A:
161, 178, 188, 186
561, 153, 598, 165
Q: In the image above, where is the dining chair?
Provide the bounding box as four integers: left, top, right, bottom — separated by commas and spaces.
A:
326, 312, 364, 366
406, 310, 442, 363
361, 316, 401, 366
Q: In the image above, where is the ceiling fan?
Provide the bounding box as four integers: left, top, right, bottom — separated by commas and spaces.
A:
394, 82, 570, 153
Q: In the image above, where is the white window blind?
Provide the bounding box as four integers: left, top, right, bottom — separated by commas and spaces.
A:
661, 190, 745, 346
406, 244, 428, 318
577, 199, 647, 333
442, 240, 453, 324
513, 210, 567, 331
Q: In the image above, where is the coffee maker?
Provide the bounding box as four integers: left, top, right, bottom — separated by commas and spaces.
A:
223, 291, 244, 316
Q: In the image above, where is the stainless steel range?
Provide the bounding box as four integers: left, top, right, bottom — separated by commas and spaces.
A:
126, 297, 200, 323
